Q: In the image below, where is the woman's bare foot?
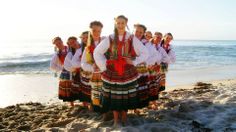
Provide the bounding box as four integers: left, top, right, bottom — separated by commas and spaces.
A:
112, 121, 121, 129
151, 103, 158, 110
148, 101, 154, 109
88, 104, 93, 111
70, 102, 74, 107
134, 109, 140, 115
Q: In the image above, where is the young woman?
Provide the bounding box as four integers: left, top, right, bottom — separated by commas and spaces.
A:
71, 31, 88, 107
159, 33, 176, 91
79, 31, 89, 53
80, 21, 104, 111
133, 24, 150, 111
64, 36, 81, 106
50, 37, 73, 105
146, 32, 169, 109
94, 15, 148, 126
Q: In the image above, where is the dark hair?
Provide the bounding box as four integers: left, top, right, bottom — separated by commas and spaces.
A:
80, 31, 89, 37
89, 21, 103, 28
115, 15, 128, 22
67, 36, 77, 41
134, 24, 147, 39
52, 36, 62, 44
67, 36, 77, 55
112, 26, 119, 58
111, 15, 129, 59
154, 32, 163, 36
164, 32, 173, 39
161, 33, 173, 47
80, 31, 89, 52
134, 24, 147, 33
145, 31, 152, 35
115, 15, 129, 31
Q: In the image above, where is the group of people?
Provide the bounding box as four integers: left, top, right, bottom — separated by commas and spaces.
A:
50, 15, 176, 127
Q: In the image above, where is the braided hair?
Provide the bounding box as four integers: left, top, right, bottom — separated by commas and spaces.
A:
111, 15, 128, 59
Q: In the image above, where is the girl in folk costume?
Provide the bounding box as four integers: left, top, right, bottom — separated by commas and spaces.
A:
146, 32, 169, 109
50, 37, 67, 72
64, 36, 81, 106
159, 33, 176, 91
71, 31, 88, 107
79, 31, 89, 53
80, 21, 104, 111
94, 15, 148, 126
133, 24, 150, 111
50, 37, 73, 105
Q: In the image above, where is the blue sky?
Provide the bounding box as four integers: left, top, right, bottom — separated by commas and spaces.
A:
0, 0, 236, 43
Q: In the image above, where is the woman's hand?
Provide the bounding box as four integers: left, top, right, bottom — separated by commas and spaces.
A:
93, 64, 100, 72
124, 57, 133, 65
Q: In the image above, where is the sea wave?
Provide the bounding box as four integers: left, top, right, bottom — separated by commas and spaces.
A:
0, 60, 51, 74
1, 40, 236, 74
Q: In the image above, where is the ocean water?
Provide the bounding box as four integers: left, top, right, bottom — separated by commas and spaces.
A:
0, 41, 53, 74
171, 40, 236, 71
1, 40, 236, 74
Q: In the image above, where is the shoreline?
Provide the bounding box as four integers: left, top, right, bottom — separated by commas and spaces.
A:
166, 78, 236, 91
0, 71, 236, 108
0, 78, 236, 131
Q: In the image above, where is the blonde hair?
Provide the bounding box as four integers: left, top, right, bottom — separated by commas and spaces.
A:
85, 32, 95, 64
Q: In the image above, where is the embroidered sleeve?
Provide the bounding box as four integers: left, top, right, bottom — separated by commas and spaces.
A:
50, 53, 63, 72
64, 52, 75, 72
145, 43, 163, 66
132, 36, 149, 66
71, 48, 82, 68
167, 47, 176, 64
158, 47, 170, 64
145, 43, 155, 66
93, 37, 110, 72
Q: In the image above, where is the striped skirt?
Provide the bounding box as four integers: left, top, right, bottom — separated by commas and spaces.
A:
159, 73, 166, 91
136, 63, 149, 108
90, 72, 103, 113
80, 69, 92, 103
147, 65, 161, 101
160, 63, 168, 91
71, 69, 81, 100
58, 69, 74, 102
101, 64, 139, 111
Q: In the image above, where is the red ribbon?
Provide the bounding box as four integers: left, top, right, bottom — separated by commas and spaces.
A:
75, 68, 80, 73
107, 56, 127, 76
106, 32, 128, 75
89, 45, 95, 53
58, 46, 67, 64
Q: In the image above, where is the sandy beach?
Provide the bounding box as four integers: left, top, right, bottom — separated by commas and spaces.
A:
1, 78, 236, 131
0, 74, 59, 108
